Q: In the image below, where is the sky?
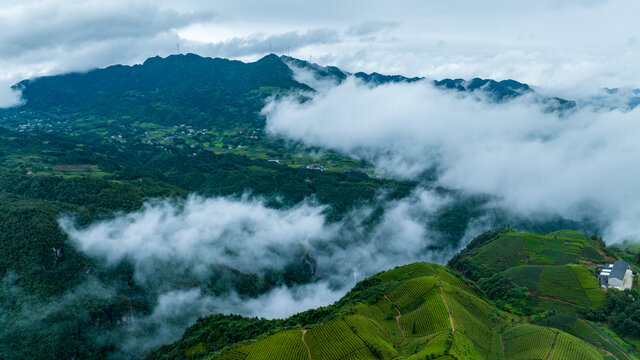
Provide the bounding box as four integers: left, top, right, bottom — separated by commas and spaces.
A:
1, 0, 639, 107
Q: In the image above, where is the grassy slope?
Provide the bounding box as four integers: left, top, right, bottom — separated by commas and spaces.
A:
470, 230, 607, 272
542, 315, 639, 360
450, 229, 614, 313
503, 264, 607, 310
150, 261, 610, 360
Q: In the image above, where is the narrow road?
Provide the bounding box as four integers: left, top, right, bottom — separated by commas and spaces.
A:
301, 329, 311, 360
545, 333, 559, 360
384, 294, 407, 343
438, 281, 455, 332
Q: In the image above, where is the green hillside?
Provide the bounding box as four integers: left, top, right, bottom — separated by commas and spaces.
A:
450, 229, 608, 278
147, 262, 621, 360
541, 315, 636, 360
447, 229, 616, 313
503, 264, 607, 312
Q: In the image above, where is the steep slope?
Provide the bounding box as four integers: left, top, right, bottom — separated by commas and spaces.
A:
146, 262, 610, 360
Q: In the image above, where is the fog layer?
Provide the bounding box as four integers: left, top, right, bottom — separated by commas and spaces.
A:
264, 77, 640, 242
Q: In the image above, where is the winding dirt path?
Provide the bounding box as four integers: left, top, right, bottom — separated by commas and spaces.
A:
438, 281, 455, 332
500, 333, 505, 357
301, 330, 311, 360
545, 333, 559, 360
384, 295, 407, 344
531, 292, 586, 308
420, 330, 448, 354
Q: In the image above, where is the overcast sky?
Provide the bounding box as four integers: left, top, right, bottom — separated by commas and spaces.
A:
0, 0, 638, 105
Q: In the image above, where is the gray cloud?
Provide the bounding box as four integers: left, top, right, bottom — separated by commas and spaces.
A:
0, 1, 214, 58
346, 20, 400, 37
264, 73, 640, 242
199, 28, 339, 58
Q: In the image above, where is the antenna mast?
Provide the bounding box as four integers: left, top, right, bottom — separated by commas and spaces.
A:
176, 43, 180, 54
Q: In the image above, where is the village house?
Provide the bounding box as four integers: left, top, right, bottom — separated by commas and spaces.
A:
597, 260, 633, 290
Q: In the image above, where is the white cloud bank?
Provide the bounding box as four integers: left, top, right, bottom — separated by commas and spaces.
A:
62, 191, 458, 289
61, 196, 331, 283
264, 77, 640, 242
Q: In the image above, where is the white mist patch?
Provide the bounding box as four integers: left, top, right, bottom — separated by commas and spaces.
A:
61, 195, 332, 281
263, 77, 640, 242
61, 190, 458, 287
285, 59, 341, 92
0, 82, 23, 108
239, 282, 346, 319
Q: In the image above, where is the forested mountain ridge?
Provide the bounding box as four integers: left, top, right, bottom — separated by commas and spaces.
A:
13, 53, 308, 112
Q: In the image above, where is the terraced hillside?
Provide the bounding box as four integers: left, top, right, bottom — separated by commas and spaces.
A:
542, 314, 635, 360
451, 229, 609, 276
147, 262, 619, 360
503, 264, 607, 312
447, 229, 622, 314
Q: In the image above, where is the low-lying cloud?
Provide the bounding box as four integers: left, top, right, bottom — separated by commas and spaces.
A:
0, 81, 22, 108
59, 188, 470, 357
264, 75, 640, 242
61, 196, 331, 285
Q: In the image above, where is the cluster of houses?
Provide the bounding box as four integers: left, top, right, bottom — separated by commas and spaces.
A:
597, 260, 633, 290
305, 163, 325, 171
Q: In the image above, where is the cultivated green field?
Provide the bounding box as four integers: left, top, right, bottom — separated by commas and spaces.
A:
503, 264, 606, 309
206, 262, 611, 360
469, 230, 607, 273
